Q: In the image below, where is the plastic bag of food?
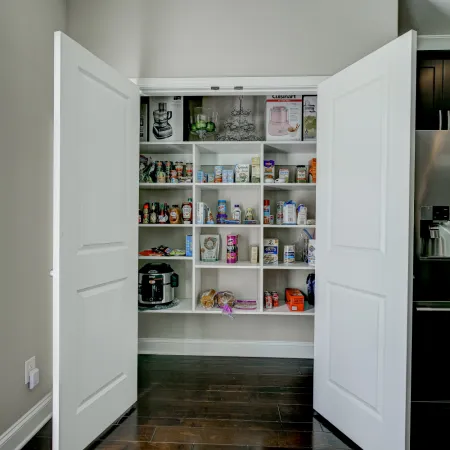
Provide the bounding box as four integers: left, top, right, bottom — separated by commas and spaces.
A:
214, 291, 236, 308
200, 289, 216, 309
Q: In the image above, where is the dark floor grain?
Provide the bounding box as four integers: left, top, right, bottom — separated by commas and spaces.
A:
27, 355, 359, 449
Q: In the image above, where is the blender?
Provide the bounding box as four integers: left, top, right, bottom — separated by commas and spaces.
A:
268, 106, 290, 136
152, 103, 173, 139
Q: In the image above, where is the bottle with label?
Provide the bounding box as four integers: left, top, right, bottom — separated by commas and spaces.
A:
158, 203, 167, 224
232, 204, 241, 223
182, 197, 193, 224
150, 202, 158, 224
143, 203, 150, 224
169, 205, 181, 224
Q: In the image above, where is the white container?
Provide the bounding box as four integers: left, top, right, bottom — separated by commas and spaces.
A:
307, 239, 316, 267
279, 168, 289, 183
283, 245, 295, 264
196, 202, 206, 224
232, 205, 241, 223
297, 204, 307, 225
149, 96, 183, 142
283, 201, 296, 225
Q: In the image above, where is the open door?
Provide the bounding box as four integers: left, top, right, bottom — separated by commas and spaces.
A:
314, 31, 416, 450
52, 32, 139, 450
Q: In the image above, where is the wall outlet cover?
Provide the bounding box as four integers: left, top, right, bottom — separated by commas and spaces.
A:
25, 356, 36, 384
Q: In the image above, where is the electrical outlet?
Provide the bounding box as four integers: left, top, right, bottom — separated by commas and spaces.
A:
25, 356, 36, 385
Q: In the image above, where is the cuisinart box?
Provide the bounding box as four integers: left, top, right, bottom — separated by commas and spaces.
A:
149, 96, 183, 142
266, 95, 302, 141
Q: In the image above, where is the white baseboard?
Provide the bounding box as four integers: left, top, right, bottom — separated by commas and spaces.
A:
139, 338, 314, 359
0, 393, 52, 450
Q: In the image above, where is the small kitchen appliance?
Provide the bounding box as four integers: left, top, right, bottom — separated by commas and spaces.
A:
138, 263, 178, 306
268, 106, 290, 136
152, 102, 173, 139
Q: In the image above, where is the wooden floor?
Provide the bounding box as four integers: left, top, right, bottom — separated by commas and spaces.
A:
25, 355, 359, 449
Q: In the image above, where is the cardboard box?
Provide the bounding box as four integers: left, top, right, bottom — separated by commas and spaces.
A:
263, 238, 279, 265
302, 95, 317, 141
235, 164, 250, 183
285, 288, 305, 312
266, 95, 302, 141
149, 96, 183, 142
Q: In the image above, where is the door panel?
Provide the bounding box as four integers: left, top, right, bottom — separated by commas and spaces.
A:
314, 30, 416, 450
53, 31, 139, 450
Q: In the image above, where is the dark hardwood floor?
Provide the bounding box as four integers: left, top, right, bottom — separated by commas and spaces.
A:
24, 355, 359, 449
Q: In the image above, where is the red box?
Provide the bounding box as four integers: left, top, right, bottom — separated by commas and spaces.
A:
285, 288, 305, 312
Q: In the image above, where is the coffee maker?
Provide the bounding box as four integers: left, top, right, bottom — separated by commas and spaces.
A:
152, 102, 173, 139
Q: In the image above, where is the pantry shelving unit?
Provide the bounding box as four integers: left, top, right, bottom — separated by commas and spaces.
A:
138, 140, 316, 316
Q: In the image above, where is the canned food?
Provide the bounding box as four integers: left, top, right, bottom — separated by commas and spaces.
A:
283, 245, 295, 264
226, 234, 238, 264
271, 291, 279, 308
269, 215, 274, 225
264, 291, 273, 309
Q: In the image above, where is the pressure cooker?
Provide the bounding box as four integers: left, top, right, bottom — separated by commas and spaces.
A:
138, 263, 179, 306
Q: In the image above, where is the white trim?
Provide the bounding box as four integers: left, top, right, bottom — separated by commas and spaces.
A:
138, 338, 314, 359
130, 76, 327, 96
418, 34, 450, 51
0, 393, 52, 450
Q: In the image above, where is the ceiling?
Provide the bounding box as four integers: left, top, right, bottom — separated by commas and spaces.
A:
400, 0, 450, 34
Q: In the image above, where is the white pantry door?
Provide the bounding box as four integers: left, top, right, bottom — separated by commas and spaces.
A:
53, 31, 139, 450
314, 30, 416, 450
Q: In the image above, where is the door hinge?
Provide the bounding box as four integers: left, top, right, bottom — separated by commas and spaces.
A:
234, 86, 244, 90
211, 86, 220, 91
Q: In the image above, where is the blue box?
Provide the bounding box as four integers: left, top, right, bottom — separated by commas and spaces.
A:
186, 235, 193, 257
197, 170, 204, 183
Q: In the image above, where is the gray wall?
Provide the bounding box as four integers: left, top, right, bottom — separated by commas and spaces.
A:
67, 0, 398, 78
0, 0, 66, 435
400, 0, 450, 34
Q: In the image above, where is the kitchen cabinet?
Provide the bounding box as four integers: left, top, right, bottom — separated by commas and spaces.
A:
416, 52, 450, 129
52, 31, 416, 450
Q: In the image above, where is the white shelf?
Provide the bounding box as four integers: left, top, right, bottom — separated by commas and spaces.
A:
264, 183, 316, 190
196, 142, 263, 154
139, 256, 193, 261
139, 298, 192, 314
263, 304, 315, 315
263, 262, 315, 270
195, 183, 260, 189
195, 261, 260, 269
139, 224, 192, 228
139, 183, 193, 190
139, 142, 193, 154
264, 141, 316, 153
263, 224, 316, 229
196, 224, 260, 228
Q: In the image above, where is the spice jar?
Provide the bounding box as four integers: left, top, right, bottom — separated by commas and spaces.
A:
175, 161, 184, 178
185, 162, 193, 178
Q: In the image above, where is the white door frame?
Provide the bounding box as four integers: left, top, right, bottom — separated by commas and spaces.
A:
418, 34, 450, 51
131, 76, 328, 96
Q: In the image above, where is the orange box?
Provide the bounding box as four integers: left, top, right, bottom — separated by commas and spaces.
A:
285, 288, 305, 312
308, 158, 317, 183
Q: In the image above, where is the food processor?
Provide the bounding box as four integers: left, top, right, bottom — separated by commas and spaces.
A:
268, 106, 290, 136
152, 102, 173, 139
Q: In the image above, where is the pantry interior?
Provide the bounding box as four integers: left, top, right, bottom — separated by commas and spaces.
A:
136, 87, 321, 356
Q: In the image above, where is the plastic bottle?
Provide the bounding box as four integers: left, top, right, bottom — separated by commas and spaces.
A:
232, 204, 241, 223
182, 197, 193, 224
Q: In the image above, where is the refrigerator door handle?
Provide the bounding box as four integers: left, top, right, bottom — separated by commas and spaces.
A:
447, 110, 449, 130
439, 110, 443, 130
416, 307, 450, 312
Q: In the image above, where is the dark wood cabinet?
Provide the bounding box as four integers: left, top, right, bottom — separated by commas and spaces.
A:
416, 52, 450, 130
